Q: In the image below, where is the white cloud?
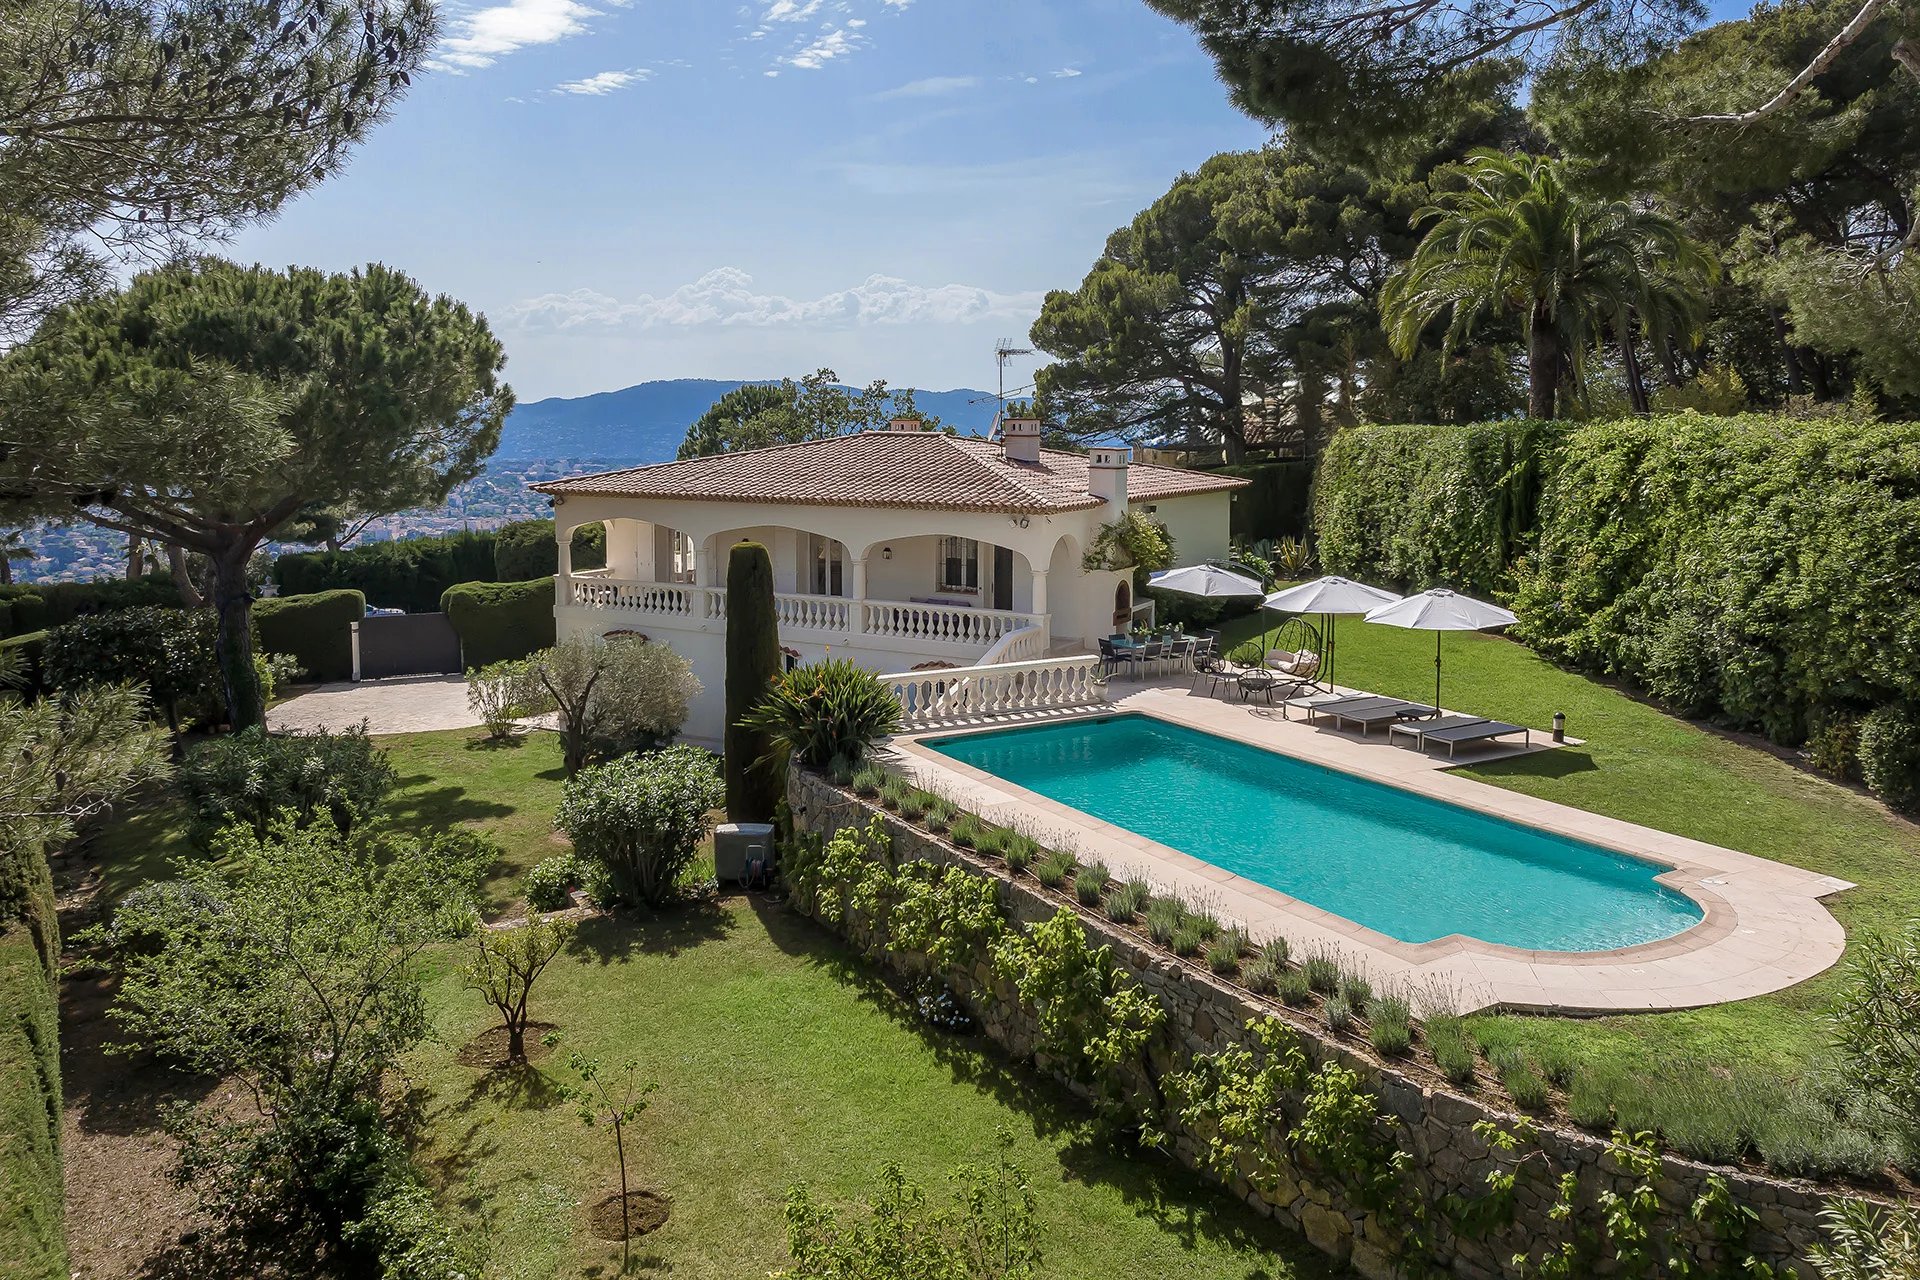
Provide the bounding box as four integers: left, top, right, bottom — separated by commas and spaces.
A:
762, 0, 820, 19
553, 67, 650, 94
876, 74, 979, 99
1052, 67, 1082, 78
504, 268, 1045, 331
784, 26, 862, 69
432, 0, 601, 70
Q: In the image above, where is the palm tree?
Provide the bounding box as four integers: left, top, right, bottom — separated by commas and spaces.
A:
1381, 150, 1715, 419
0, 530, 32, 586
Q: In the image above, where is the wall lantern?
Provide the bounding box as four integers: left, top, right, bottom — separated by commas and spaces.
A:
881, 546, 893, 560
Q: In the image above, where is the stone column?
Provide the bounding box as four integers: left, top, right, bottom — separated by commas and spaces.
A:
851, 557, 868, 632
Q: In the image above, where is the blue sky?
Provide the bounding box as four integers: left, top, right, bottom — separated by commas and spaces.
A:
228, 0, 1757, 405
226, 0, 1273, 402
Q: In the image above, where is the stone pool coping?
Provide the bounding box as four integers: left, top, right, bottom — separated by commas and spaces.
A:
885, 683, 1854, 1015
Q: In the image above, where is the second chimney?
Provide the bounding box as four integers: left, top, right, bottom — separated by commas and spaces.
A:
1088, 446, 1130, 507
889, 416, 923, 432
1001, 414, 1042, 464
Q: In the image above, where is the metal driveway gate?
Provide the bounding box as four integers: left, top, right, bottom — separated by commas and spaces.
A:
353, 613, 464, 680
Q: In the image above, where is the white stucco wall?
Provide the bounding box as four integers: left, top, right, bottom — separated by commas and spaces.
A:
1142, 491, 1233, 567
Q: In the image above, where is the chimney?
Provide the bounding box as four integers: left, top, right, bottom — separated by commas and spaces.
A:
889, 416, 923, 432
1088, 446, 1130, 507
1001, 414, 1042, 464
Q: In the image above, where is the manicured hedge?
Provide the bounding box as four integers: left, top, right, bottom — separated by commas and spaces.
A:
1312, 419, 1561, 595
254, 590, 365, 683
492, 518, 605, 582
0, 922, 63, 1280
274, 533, 496, 614
441, 578, 554, 667
1214, 460, 1314, 541
1313, 414, 1920, 808
0, 577, 178, 631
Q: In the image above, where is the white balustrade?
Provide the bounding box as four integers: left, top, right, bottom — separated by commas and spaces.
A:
976, 622, 1047, 665
563, 577, 1043, 652
881, 655, 1105, 730
774, 592, 852, 633
861, 601, 1041, 647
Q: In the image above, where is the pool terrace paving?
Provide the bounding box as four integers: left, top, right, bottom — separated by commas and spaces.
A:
886, 677, 1854, 1015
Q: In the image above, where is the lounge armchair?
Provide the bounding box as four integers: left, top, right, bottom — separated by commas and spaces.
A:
1405, 718, 1532, 758
1321, 699, 1436, 736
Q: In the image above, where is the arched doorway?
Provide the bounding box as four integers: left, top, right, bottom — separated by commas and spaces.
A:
1112, 581, 1131, 634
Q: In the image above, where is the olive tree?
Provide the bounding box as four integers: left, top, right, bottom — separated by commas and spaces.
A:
462, 914, 574, 1065
522, 635, 700, 775
0, 258, 512, 729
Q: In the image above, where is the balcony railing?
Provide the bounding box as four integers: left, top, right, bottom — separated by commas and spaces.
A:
881, 655, 1105, 730
560, 575, 1042, 650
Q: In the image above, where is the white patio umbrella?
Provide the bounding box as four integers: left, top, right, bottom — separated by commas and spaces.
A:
1146, 563, 1266, 599
1261, 575, 1402, 690
1363, 588, 1518, 716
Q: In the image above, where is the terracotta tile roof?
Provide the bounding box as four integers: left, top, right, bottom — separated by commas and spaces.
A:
530, 431, 1249, 514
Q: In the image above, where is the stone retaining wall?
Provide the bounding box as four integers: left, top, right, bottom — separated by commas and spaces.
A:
788, 769, 1836, 1279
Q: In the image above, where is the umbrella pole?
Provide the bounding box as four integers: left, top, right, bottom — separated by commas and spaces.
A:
1324, 612, 1335, 691
1434, 632, 1443, 719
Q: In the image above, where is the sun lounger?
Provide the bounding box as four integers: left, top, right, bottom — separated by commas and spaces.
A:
1298, 694, 1400, 724
1407, 718, 1532, 758
1387, 715, 1490, 751
1322, 699, 1436, 736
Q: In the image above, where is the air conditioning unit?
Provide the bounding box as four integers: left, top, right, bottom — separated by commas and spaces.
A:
713, 822, 775, 884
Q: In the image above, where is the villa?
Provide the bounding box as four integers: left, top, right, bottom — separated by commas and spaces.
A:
531, 415, 1247, 742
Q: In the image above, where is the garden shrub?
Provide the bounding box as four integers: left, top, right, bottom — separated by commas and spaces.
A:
521, 635, 699, 774
1427, 1016, 1477, 1087
1072, 861, 1108, 907
491, 518, 605, 583
2, 592, 48, 634
253, 590, 364, 683
524, 853, 579, 912
43, 606, 221, 731
1805, 705, 1865, 781
465, 658, 541, 739
740, 658, 902, 769
1217, 460, 1314, 542
0, 924, 64, 1280
441, 578, 555, 667
555, 745, 724, 908
1858, 705, 1920, 812
181, 725, 397, 841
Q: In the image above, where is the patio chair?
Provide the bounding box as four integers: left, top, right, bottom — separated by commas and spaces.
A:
1167, 637, 1198, 675
1189, 651, 1238, 698
1098, 638, 1140, 679
1140, 639, 1165, 677
1322, 699, 1437, 736
1387, 715, 1489, 752
1407, 719, 1532, 759
1236, 668, 1279, 704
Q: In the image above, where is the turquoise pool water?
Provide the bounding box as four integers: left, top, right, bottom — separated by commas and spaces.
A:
924, 715, 1703, 952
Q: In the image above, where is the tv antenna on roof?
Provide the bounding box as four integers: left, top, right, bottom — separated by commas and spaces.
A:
994, 338, 1032, 422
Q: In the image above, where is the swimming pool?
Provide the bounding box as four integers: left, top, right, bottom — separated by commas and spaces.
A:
923, 714, 1704, 953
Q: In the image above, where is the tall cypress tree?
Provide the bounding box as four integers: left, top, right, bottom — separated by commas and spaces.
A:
725, 542, 783, 822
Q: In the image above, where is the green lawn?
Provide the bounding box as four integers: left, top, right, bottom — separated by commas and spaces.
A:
81, 727, 1339, 1280
1218, 609, 1920, 1083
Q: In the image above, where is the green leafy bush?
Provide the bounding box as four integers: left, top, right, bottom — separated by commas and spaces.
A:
849, 765, 887, 799
466, 658, 541, 740
1103, 878, 1149, 924
1275, 967, 1312, 1006
521, 635, 699, 774
740, 659, 902, 769
182, 726, 396, 841
1859, 705, 1920, 812
253, 590, 365, 683
1302, 950, 1339, 994
0, 576, 177, 628
1324, 994, 1353, 1035
524, 853, 579, 912
43, 605, 219, 731
1001, 833, 1037, 873
1204, 932, 1243, 976
555, 745, 724, 908
1218, 460, 1314, 542
1365, 994, 1413, 1057
1032, 849, 1075, 891
1239, 954, 1280, 993
1427, 1017, 1477, 1087
441, 578, 555, 667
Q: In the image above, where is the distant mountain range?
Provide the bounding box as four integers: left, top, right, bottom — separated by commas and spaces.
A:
496, 378, 1001, 464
